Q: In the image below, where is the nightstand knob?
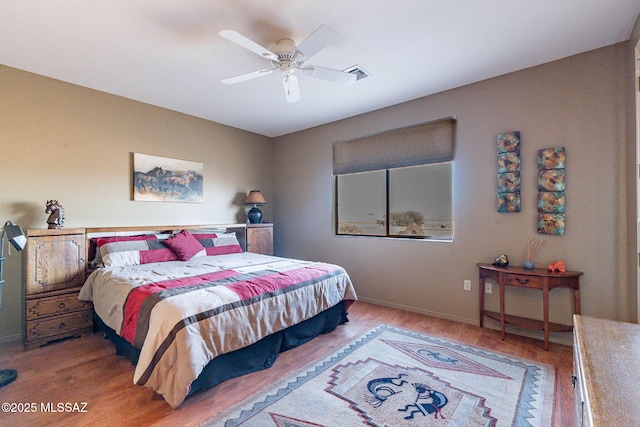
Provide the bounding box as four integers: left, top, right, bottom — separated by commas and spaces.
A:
58, 322, 66, 329
58, 302, 66, 309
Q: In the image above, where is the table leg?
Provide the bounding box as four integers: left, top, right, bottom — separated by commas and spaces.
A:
499, 281, 505, 341
479, 275, 485, 327
574, 287, 581, 315
543, 281, 549, 351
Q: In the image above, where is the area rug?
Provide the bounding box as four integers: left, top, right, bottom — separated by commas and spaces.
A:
202, 324, 555, 427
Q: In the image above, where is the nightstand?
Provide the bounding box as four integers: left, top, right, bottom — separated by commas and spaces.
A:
23, 228, 92, 350
246, 223, 273, 255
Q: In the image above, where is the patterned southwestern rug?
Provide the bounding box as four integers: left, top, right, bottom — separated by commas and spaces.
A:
202, 325, 555, 427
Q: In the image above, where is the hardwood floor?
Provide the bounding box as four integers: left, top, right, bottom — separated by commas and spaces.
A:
0, 302, 574, 426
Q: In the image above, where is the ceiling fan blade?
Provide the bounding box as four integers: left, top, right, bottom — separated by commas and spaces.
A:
293, 24, 337, 61
303, 66, 357, 85
221, 68, 274, 84
219, 30, 278, 61
283, 75, 301, 102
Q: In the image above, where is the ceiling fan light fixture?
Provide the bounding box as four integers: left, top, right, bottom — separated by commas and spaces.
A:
283, 75, 300, 103
272, 38, 296, 52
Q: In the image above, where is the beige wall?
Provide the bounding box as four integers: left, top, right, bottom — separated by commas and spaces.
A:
0, 65, 274, 341
1, 41, 636, 345
274, 43, 636, 343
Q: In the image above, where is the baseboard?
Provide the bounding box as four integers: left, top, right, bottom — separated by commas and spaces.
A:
0, 333, 22, 344
357, 296, 573, 347
357, 297, 478, 326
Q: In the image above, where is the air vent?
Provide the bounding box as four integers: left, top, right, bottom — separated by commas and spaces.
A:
343, 65, 371, 81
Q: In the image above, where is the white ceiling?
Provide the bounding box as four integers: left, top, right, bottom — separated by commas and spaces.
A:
1, 1, 639, 138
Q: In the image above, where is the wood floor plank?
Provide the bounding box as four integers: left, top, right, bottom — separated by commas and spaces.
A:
0, 302, 573, 426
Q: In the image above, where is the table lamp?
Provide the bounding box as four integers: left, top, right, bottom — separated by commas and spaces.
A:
243, 190, 267, 224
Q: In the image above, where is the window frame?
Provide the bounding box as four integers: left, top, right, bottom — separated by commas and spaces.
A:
334, 161, 453, 241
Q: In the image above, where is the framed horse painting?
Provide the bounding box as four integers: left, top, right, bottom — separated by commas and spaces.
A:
132, 153, 204, 203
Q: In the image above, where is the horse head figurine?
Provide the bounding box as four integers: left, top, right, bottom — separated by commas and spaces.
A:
45, 200, 65, 229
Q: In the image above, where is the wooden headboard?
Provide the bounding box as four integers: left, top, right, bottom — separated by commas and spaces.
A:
84, 223, 247, 271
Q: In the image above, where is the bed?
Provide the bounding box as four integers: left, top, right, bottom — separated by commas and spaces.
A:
78, 224, 357, 408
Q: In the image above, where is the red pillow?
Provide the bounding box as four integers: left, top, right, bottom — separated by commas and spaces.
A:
164, 230, 205, 261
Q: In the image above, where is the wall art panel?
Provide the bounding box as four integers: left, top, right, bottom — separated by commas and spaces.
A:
537, 147, 565, 234
496, 131, 521, 212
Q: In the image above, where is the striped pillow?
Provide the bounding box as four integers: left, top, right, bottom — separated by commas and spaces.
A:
193, 232, 243, 256
96, 235, 178, 267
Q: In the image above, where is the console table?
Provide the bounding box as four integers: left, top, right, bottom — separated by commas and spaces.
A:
477, 263, 582, 350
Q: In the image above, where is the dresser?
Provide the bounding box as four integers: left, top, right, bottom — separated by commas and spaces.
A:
246, 223, 273, 255
478, 263, 582, 350
23, 228, 92, 350
573, 315, 640, 426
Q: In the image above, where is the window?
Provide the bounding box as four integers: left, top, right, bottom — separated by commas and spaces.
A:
333, 118, 455, 240
337, 170, 386, 236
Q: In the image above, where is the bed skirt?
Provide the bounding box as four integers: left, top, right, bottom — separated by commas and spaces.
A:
94, 301, 349, 399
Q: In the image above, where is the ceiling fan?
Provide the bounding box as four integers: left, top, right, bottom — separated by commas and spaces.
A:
219, 25, 357, 102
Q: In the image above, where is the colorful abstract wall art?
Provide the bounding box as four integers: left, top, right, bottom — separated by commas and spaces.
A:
497, 131, 521, 212
537, 147, 565, 235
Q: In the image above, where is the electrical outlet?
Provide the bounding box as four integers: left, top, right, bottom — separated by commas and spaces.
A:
463, 280, 471, 291
485, 283, 493, 294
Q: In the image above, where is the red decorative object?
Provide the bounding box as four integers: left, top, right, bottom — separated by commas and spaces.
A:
547, 260, 566, 273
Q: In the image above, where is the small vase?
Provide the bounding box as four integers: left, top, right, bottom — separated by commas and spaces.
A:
523, 260, 534, 269
247, 206, 263, 224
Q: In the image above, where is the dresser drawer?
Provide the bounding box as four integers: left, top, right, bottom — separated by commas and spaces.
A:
25, 309, 92, 341
26, 293, 91, 321
505, 273, 541, 288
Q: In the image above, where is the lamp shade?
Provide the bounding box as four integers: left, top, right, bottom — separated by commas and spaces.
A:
3, 222, 26, 251
243, 190, 266, 206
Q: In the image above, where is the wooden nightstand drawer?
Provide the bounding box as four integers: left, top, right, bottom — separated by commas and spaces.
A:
25, 309, 92, 342
26, 292, 91, 321
505, 273, 541, 288
247, 223, 273, 255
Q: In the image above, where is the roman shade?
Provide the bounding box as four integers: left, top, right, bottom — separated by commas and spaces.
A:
332, 118, 456, 175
